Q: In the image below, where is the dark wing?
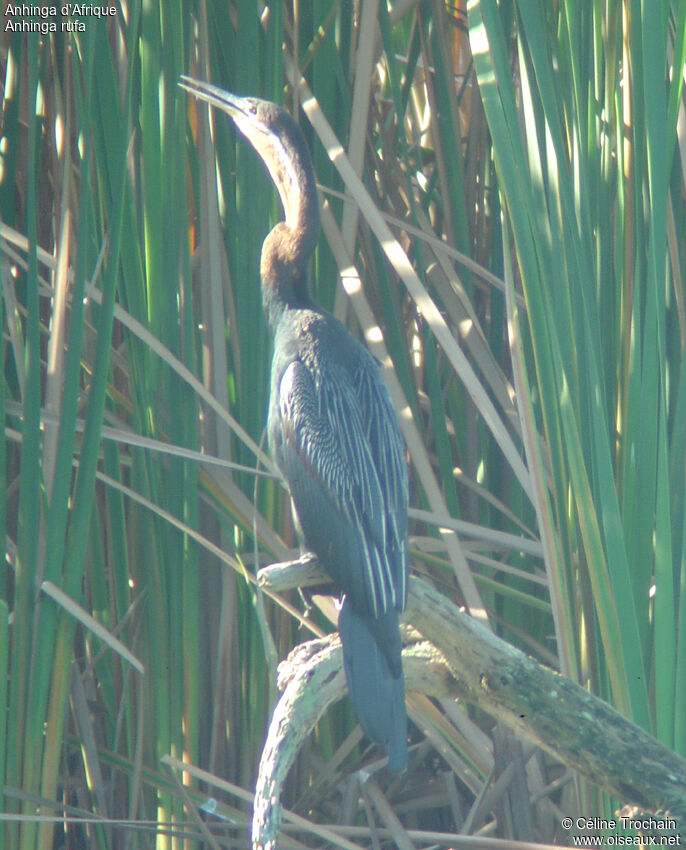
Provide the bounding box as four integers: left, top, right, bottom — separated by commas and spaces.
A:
355, 359, 408, 609
276, 355, 407, 616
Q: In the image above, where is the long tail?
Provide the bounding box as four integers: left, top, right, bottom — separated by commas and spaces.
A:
338, 599, 407, 772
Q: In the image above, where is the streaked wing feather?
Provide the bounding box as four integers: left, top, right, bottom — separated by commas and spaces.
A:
278, 357, 406, 614
355, 363, 408, 607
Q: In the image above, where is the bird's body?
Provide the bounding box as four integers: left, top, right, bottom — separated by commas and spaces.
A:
180, 77, 409, 770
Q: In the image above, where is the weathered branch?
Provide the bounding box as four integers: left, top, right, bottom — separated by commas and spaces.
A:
252, 636, 456, 849
257, 552, 328, 591
253, 561, 686, 848
406, 578, 686, 825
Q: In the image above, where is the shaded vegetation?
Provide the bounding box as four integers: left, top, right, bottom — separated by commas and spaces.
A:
1, 0, 685, 847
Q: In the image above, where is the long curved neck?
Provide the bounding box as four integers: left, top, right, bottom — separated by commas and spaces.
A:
258, 125, 320, 332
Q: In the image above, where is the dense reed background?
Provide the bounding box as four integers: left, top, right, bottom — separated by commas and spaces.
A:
1, 0, 685, 847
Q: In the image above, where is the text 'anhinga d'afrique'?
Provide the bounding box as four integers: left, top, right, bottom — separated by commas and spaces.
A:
180, 76, 409, 771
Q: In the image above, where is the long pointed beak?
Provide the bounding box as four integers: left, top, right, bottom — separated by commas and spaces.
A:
179, 75, 246, 120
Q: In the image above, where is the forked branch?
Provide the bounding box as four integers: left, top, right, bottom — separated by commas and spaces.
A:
252, 561, 686, 848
